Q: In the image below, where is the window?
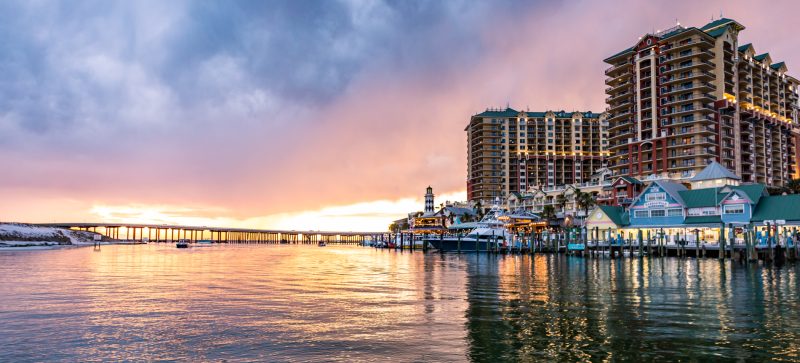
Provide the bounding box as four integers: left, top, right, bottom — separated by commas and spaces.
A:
634, 210, 649, 218
668, 208, 683, 217
650, 210, 666, 217
724, 204, 744, 214
645, 192, 666, 202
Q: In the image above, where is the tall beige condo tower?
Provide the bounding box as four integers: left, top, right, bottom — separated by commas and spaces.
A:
466, 108, 608, 205
604, 18, 800, 185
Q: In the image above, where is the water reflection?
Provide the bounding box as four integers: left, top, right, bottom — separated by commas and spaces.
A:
463, 255, 800, 361
0, 246, 798, 361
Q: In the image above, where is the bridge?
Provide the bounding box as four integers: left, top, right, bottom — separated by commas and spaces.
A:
35, 223, 385, 245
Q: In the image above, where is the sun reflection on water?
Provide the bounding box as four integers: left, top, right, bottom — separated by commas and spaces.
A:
0, 246, 798, 361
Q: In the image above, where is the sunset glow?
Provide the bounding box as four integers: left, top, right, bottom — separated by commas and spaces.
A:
1, 1, 799, 231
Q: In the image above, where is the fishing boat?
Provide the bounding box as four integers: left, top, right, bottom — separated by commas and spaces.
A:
425, 201, 510, 252
318, 241, 327, 247
176, 239, 189, 248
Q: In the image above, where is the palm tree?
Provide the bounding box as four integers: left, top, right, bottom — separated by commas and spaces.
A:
556, 194, 568, 214
474, 200, 484, 220
575, 191, 596, 227
540, 205, 556, 222
575, 191, 596, 217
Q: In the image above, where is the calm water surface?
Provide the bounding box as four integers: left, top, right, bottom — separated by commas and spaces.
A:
1, 244, 799, 362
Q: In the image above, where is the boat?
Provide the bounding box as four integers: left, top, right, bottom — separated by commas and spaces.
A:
425, 201, 510, 252
176, 239, 189, 248
197, 239, 212, 244
318, 241, 327, 247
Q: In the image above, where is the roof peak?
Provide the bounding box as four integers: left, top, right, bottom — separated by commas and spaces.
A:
690, 161, 741, 182
701, 17, 744, 32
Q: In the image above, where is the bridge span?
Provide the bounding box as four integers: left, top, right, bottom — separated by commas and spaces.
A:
35, 223, 384, 245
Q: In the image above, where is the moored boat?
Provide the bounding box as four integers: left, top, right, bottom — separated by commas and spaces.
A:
176, 239, 189, 248
426, 201, 509, 252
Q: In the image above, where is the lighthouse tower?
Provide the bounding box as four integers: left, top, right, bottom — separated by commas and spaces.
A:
424, 186, 435, 215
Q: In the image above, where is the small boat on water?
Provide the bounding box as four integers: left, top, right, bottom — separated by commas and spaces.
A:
197, 239, 212, 244
176, 239, 189, 248
318, 241, 327, 247
425, 201, 509, 252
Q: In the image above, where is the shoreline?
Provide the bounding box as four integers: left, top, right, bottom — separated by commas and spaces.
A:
0, 223, 114, 251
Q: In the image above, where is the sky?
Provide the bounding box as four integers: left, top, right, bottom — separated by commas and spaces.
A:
1, 0, 798, 232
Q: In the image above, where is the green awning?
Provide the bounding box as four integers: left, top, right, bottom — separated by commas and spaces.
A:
684, 216, 722, 225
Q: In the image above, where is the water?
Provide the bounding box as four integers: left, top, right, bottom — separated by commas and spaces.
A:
1, 245, 798, 362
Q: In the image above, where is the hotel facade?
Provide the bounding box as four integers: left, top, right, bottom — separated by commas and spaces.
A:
466, 109, 608, 206
604, 18, 800, 185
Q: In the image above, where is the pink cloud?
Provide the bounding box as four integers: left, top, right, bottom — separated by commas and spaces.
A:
2, 0, 799, 228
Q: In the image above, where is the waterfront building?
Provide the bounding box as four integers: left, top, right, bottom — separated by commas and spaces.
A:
586, 162, 800, 245
508, 168, 618, 224
596, 176, 645, 207
410, 186, 446, 234
407, 186, 479, 234
466, 108, 608, 206
604, 18, 800, 186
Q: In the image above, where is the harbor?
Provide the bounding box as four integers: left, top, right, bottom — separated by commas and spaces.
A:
1, 243, 798, 362
377, 163, 800, 266
3, 2, 800, 361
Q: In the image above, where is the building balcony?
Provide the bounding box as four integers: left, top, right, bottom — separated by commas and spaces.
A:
661, 107, 715, 118
607, 101, 632, 114
660, 82, 715, 97
605, 62, 632, 77
605, 81, 631, 94
660, 71, 714, 86
660, 93, 713, 108
606, 91, 632, 104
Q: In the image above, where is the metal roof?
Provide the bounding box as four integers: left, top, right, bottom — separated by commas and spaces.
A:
751, 195, 800, 222
690, 161, 741, 182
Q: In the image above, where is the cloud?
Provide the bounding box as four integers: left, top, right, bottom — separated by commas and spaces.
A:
0, 0, 798, 229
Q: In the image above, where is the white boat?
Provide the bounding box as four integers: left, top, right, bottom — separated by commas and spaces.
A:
426, 201, 510, 252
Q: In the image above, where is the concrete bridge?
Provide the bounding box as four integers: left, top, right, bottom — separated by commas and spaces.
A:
35, 223, 384, 245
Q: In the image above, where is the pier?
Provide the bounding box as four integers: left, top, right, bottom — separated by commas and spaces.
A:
374, 231, 799, 264
35, 223, 382, 245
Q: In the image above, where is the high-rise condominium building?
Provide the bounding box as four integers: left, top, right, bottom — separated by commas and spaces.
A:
604, 18, 800, 185
466, 108, 608, 205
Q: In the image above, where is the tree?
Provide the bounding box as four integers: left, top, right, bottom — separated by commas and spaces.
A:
540, 205, 556, 221
388, 223, 398, 233
786, 179, 800, 194
767, 186, 789, 196
556, 194, 568, 213
575, 191, 596, 217
474, 200, 484, 220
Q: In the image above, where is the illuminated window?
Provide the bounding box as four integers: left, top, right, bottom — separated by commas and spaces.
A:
724, 204, 744, 214
668, 208, 683, 217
